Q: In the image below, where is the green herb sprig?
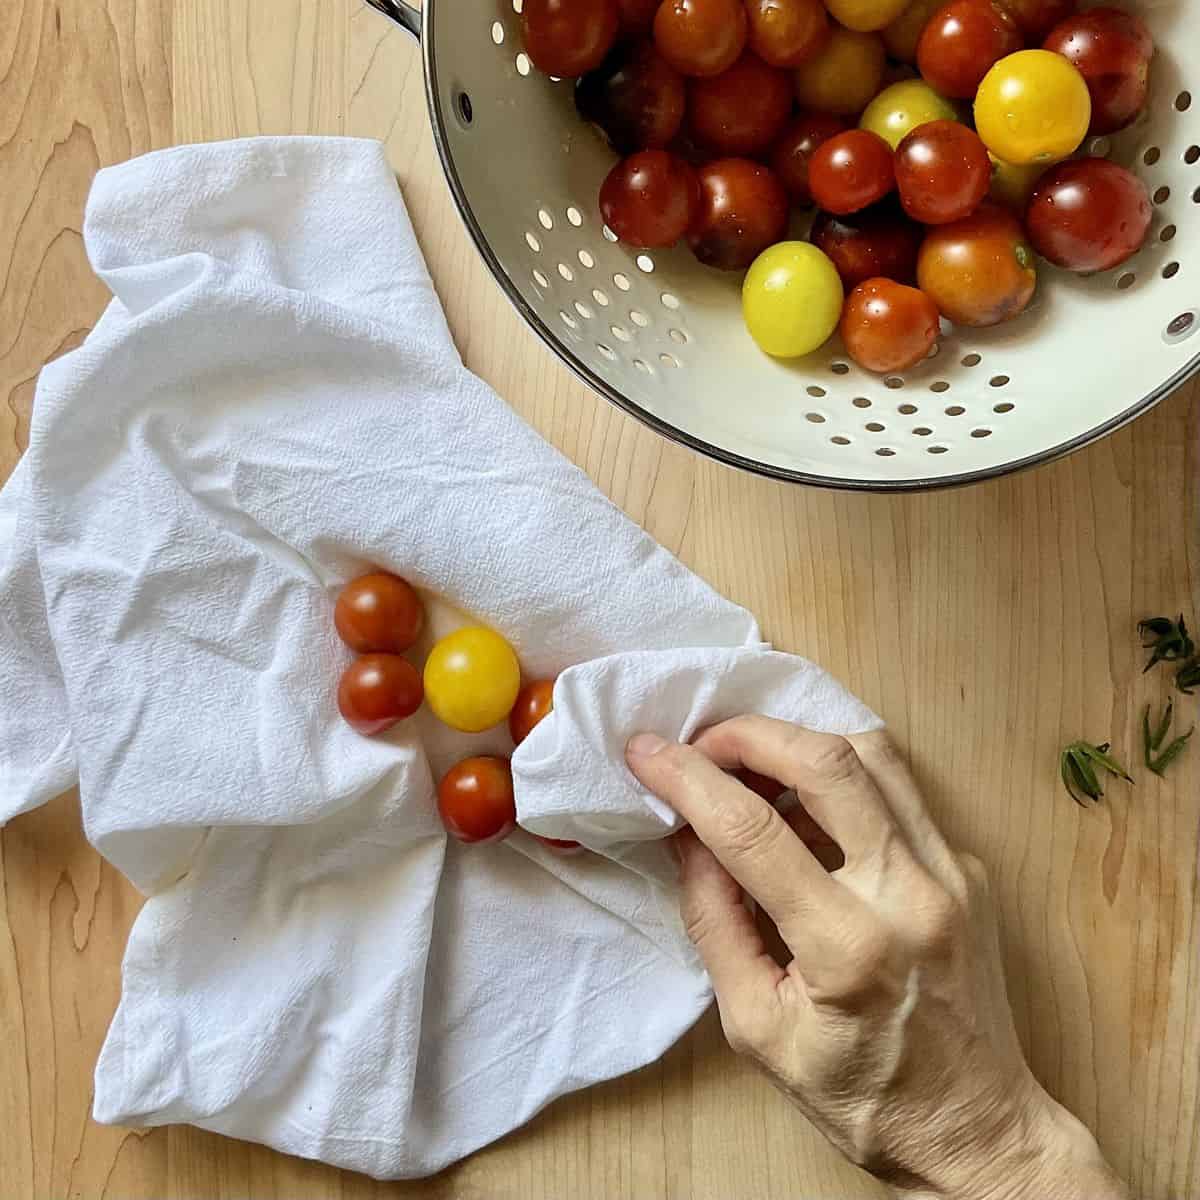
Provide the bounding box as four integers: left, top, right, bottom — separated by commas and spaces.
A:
1143, 700, 1194, 776
1060, 741, 1132, 807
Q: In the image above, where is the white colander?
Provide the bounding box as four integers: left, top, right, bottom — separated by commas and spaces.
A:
367, 0, 1199, 489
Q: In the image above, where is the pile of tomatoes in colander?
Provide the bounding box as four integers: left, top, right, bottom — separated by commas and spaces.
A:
522, 0, 1154, 373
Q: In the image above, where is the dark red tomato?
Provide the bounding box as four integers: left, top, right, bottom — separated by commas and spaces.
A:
338, 655, 424, 735
600, 150, 701, 247
1025, 157, 1150, 272
808, 130, 896, 216
523, 0, 620, 77
687, 158, 789, 269
746, 0, 829, 68
509, 679, 556, 746
437, 757, 517, 844
994, 0, 1075, 40
840, 278, 940, 373
810, 204, 922, 288
917, 204, 1037, 326
917, 0, 1021, 100
617, 0, 661, 35
734, 768, 787, 802
534, 834, 584, 852
771, 112, 848, 205
1043, 8, 1153, 135
576, 41, 686, 153
688, 52, 793, 156
895, 120, 990, 225
653, 0, 748, 77
334, 572, 424, 654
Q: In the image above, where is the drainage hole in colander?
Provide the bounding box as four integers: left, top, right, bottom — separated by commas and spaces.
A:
1164, 312, 1197, 343
1088, 136, 1111, 157
1153, 185, 1170, 205
926, 341, 940, 359
669, 328, 689, 344
961, 352, 981, 367
876, 448, 896, 457
578, 249, 595, 268
930, 380, 950, 393
598, 343, 616, 360
525, 231, 541, 253
989, 375, 1010, 388
898, 402, 918, 414
831, 361, 850, 374
560, 311, 577, 330
1144, 146, 1161, 166
945, 404, 966, 415
1177, 91, 1192, 112
456, 93, 475, 127
913, 426, 932, 436
1161, 224, 1177, 242
805, 412, 826, 423
1163, 261, 1180, 279
807, 385, 826, 397
490, 21, 504, 44
511, 0, 522, 12
1193, 186, 1200, 204
831, 435, 851, 445
614, 272, 631, 291
532, 268, 549, 288
661, 292, 681, 309
852, 396, 872, 408
592, 288, 610, 306
1116, 271, 1136, 289
603, 225, 618, 242
558, 263, 574, 281
1185, 145, 1200, 165
539, 209, 554, 230
612, 324, 632, 342
865, 421, 885, 432
929, 445, 949, 454
660, 353, 680, 368
630, 310, 650, 327
516, 53, 531, 76
993, 402, 1015, 414
574, 301, 593, 320
971, 428, 992, 438
636, 254, 655, 273
633, 358, 652, 374
567, 207, 583, 227
884, 376, 904, 389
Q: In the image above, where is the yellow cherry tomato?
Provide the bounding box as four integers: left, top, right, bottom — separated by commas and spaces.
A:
743, 242, 844, 359
793, 27, 886, 117
825, 0, 910, 33
882, 0, 944, 63
424, 627, 521, 733
974, 50, 1091, 165
988, 153, 1048, 210
859, 79, 958, 149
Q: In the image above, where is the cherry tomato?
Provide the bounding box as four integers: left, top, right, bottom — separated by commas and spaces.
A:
688, 158, 789, 270
858, 79, 958, 150
988, 153, 1047, 210
600, 151, 701, 247
533, 834, 584, 853
826, 0, 910, 33
917, 0, 1022, 100
653, 0, 748, 77
576, 41, 686, 154
771, 112, 848, 205
523, 0, 619, 78
793, 27, 886, 116
811, 203, 922, 288
742, 241, 844, 357
424, 627, 522, 733
334, 572, 424, 655
1025, 157, 1150, 272
808, 129, 896, 216
840, 278, 940, 372
437, 757, 517, 844
883, 0, 945, 63
917, 204, 1036, 326
1043, 8, 1153, 135
689, 52, 793, 156
509, 679, 556, 746
617, 0, 661, 35
337, 655, 423, 735
994, 0, 1074, 40
895, 120, 990, 224
746, 0, 829, 68
974, 50, 1091, 165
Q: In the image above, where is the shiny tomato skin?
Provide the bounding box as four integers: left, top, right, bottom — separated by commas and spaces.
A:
688, 158, 790, 270
793, 27, 887, 116
688, 52, 793, 156
884, 0, 945, 62
334, 572, 425, 655
654, 0, 748, 77
840, 278, 940, 372
1025, 157, 1151, 272
424, 627, 522, 733
437, 757, 517, 844
994, 0, 1075, 40
917, 0, 1022, 100
600, 151, 701, 247
746, 0, 830, 67
576, 41, 686, 153
917, 204, 1036, 326
509, 679, 556, 746
895, 120, 991, 224
337, 655, 424, 735
810, 204, 922, 288
523, 0, 620, 77
617, 0, 661, 34
771, 112, 848, 205
808, 129, 896, 216
1043, 8, 1153, 135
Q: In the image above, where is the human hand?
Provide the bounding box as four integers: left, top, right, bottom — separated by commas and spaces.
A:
626, 718, 1127, 1200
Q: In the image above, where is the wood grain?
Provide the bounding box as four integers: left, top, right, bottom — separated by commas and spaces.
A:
2, 0, 1198, 1196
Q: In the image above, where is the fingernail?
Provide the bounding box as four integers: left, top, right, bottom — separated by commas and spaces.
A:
626, 733, 667, 760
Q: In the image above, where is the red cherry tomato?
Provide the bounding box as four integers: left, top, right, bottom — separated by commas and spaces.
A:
688, 52, 793, 156
653, 0, 748, 77
600, 150, 701, 247
617, 0, 661, 34
808, 129, 896, 216
810, 204, 922, 288
509, 679, 556, 746
771, 112, 848, 205
895, 120, 990, 225
917, 0, 1022, 100
745, 0, 829, 67
1043, 8, 1153, 135
337, 655, 424, 735
1025, 157, 1150, 272
523, 0, 619, 77
437, 757, 517, 844
334, 572, 425, 655
840, 278, 940, 372
534, 835, 584, 853
994, 0, 1074, 40
576, 41, 686, 154
688, 158, 790, 269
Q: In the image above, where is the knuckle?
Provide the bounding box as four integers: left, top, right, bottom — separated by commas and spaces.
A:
909, 886, 965, 956
790, 732, 863, 785
820, 921, 894, 1002
956, 850, 990, 893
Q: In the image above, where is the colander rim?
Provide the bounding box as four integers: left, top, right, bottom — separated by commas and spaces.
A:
419, 5, 1200, 492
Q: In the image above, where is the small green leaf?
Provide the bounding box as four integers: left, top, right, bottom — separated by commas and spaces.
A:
1138, 615, 1195, 672
1149, 728, 1194, 777
1061, 740, 1131, 806
1144, 700, 1174, 759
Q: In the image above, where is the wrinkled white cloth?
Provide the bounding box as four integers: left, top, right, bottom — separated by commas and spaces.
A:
0, 137, 881, 1179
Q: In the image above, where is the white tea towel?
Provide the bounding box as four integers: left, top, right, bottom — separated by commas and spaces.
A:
0, 136, 881, 1179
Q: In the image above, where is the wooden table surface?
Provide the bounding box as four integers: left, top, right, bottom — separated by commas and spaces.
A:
2, 0, 1198, 1196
